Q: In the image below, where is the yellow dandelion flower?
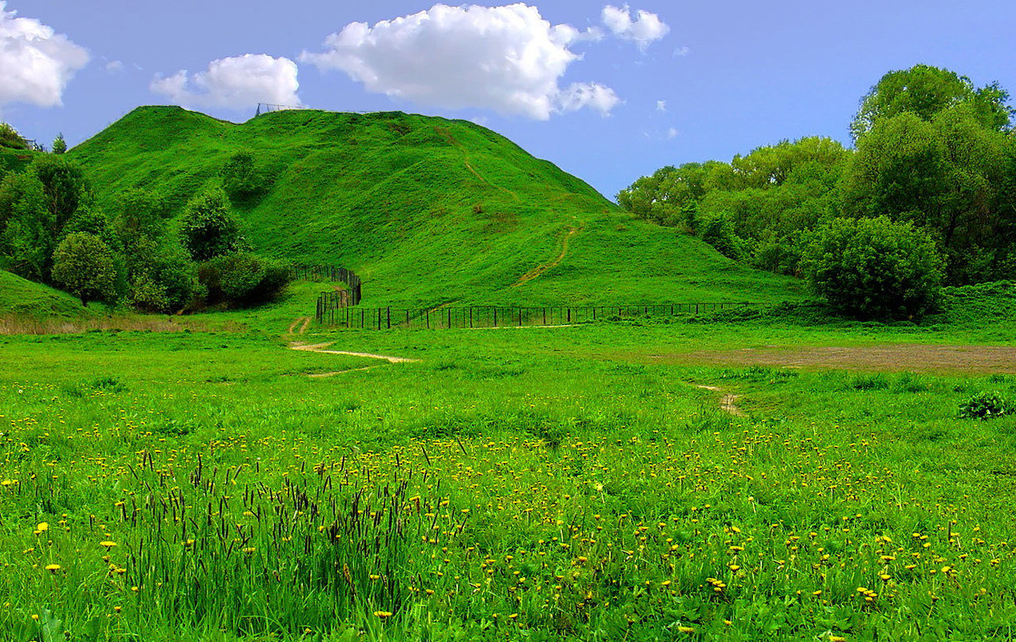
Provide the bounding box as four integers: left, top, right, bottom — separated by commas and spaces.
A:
100, 541, 117, 550
373, 610, 392, 618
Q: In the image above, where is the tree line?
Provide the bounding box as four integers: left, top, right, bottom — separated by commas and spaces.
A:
0, 127, 289, 311
618, 65, 1016, 319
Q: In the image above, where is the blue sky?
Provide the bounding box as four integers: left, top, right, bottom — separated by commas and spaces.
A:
2, 1, 1014, 200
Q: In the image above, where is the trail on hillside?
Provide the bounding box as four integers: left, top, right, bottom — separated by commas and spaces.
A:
433, 126, 520, 202
512, 223, 583, 288
287, 317, 312, 335
694, 384, 746, 417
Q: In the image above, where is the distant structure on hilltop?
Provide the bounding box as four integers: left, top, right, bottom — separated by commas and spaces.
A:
255, 102, 305, 117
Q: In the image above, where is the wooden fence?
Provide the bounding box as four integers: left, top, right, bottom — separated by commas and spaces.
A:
315, 302, 752, 329
291, 265, 362, 306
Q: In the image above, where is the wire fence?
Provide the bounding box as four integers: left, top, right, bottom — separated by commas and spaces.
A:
315, 302, 753, 330
291, 265, 362, 306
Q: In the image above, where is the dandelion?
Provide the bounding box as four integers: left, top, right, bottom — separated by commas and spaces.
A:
677, 625, 695, 633
45, 564, 61, 573
373, 610, 392, 618
100, 541, 117, 550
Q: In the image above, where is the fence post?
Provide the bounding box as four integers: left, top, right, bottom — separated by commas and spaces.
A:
426, 310, 430, 329
493, 308, 498, 328
567, 308, 571, 323
469, 307, 473, 329
387, 307, 391, 330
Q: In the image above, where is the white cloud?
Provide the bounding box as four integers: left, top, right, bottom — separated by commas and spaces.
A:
667, 127, 678, 139
0, 2, 88, 111
656, 100, 666, 112
673, 45, 690, 57
151, 54, 300, 110
555, 82, 619, 116
105, 60, 124, 74
301, 3, 619, 120
601, 5, 669, 51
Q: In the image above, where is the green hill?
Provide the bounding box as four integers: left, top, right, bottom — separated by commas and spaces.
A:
70, 106, 803, 306
0, 270, 91, 317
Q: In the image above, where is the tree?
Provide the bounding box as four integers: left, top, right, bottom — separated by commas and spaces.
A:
0, 172, 54, 280
851, 65, 1012, 141
179, 188, 246, 261
221, 151, 266, 203
840, 106, 1013, 283
31, 155, 91, 235
52, 133, 67, 154
802, 216, 944, 320
51, 232, 117, 306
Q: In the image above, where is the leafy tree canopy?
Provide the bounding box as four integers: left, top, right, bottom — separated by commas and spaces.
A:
851, 64, 1013, 141
179, 188, 247, 261
51, 232, 117, 306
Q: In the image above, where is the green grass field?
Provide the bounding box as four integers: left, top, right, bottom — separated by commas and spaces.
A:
3, 106, 1012, 641
2, 281, 1016, 641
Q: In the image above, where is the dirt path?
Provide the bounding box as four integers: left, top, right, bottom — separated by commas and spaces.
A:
434, 126, 519, 201
287, 317, 312, 335
288, 342, 420, 363
672, 344, 1016, 374
512, 224, 583, 288
694, 384, 746, 417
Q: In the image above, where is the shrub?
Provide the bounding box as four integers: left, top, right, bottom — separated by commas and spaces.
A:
51, 232, 117, 306
221, 151, 266, 203
802, 216, 944, 320
199, 252, 291, 307
699, 215, 739, 259
958, 391, 1011, 420
179, 188, 246, 261
130, 250, 204, 313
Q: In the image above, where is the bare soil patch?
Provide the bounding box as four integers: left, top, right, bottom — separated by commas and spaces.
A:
664, 344, 1016, 374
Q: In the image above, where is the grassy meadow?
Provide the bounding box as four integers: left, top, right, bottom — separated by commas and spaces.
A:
3, 281, 1016, 641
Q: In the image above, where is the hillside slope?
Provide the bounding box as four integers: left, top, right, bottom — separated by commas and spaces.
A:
70, 106, 802, 306
0, 270, 91, 317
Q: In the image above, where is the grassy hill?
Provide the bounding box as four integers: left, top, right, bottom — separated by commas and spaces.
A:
70, 106, 803, 306
0, 270, 90, 317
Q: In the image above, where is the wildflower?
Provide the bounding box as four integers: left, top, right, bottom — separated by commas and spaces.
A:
45, 564, 61, 573
100, 541, 117, 550
36, 522, 49, 534
373, 610, 392, 618
677, 625, 695, 633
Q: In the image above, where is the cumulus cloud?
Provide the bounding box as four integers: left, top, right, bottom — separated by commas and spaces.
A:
601, 5, 669, 51
301, 3, 619, 120
0, 2, 89, 111
151, 54, 300, 110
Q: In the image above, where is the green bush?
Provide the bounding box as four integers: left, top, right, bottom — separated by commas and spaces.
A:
51, 232, 117, 306
802, 216, 944, 320
199, 252, 291, 307
130, 250, 204, 313
958, 391, 1011, 420
221, 151, 266, 203
179, 188, 246, 261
